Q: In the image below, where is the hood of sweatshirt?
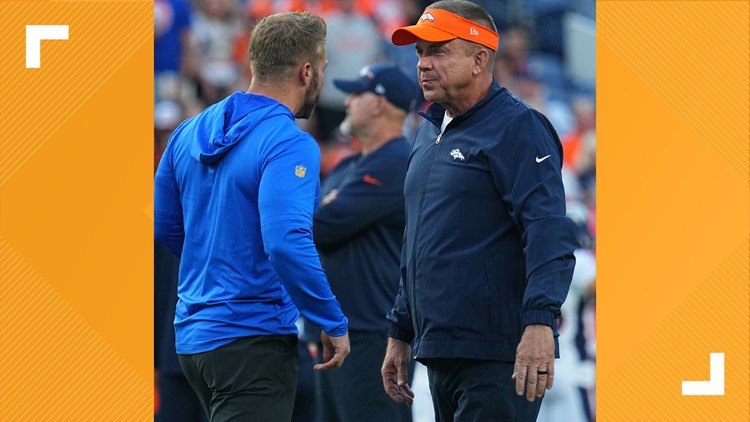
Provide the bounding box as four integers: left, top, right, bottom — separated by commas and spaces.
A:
189, 91, 294, 164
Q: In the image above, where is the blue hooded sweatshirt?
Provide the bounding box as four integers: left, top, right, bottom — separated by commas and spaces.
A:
155, 92, 348, 354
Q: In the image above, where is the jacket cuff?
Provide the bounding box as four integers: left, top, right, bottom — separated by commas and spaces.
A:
387, 322, 414, 344
522, 309, 556, 327
324, 318, 349, 337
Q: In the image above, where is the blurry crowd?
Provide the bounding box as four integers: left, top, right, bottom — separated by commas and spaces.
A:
155, 0, 596, 421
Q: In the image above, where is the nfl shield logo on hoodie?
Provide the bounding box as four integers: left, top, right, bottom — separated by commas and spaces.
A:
295, 165, 307, 178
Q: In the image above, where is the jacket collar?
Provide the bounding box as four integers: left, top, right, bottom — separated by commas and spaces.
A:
419, 79, 505, 128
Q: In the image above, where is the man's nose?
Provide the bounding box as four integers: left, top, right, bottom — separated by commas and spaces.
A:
417, 55, 431, 71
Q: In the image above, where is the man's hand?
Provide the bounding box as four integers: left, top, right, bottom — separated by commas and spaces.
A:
381, 338, 415, 406
314, 331, 350, 371
512, 324, 555, 402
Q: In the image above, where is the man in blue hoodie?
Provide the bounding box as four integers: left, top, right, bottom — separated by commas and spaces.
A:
380, 1, 578, 421
154, 11, 350, 422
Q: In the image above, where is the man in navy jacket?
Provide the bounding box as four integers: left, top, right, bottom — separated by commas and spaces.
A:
381, 2, 578, 420
313, 63, 417, 422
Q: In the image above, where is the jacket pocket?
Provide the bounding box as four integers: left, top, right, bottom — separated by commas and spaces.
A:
485, 258, 520, 334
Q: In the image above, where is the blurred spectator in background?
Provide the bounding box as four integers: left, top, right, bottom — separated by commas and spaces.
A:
155, 0, 197, 102
561, 95, 596, 237
154, 100, 183, 167
512, 70, 573, 136
523, 0, 594, 61
562, 96, 596, 174
362, 0, 411, 39
315, 0, 383, 142
524, 0, 569, 59
537, 200, 596, 422
382, 0, 423, 86
494, 21, 568, 102
494, 22, 533, 90
313, 63, 418, 422
192, 0, 243, 103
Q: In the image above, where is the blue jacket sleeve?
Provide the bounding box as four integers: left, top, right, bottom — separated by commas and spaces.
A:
313, 153, 407, 251
154, 141, 185, 257
490, 109, 578, 328
259, 134, 348, 337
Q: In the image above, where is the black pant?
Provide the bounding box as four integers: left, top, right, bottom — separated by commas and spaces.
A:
178, 335, 299, 422
424, 358, 543, 422
155, 372, 207, 422
315, 331, 413, 422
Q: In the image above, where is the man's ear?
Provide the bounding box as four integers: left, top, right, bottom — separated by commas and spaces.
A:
474, 48, 490, 75
299, 62, 313, 87
371, 95, 388, 117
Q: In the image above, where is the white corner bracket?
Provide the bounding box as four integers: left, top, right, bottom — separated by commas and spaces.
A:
26, 25, 69, 68
681, 352, 724, 396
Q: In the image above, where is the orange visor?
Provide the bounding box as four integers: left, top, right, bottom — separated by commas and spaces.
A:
391, 9, 499, 51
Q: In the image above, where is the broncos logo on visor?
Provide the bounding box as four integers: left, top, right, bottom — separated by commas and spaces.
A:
420, 13, 435, 22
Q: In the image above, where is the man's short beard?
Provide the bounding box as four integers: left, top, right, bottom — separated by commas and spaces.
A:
295, 68, 321, 119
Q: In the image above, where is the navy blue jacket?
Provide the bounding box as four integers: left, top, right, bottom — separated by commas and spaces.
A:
314, 138, 410, 333
387, 81, 578, 362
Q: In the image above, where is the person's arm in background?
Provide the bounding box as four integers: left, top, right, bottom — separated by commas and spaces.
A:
490, 109, 578, 401
314, 154, 406, 251
259, 133, 350, 370
180, 30, 199, 80
173, 0, 199, 80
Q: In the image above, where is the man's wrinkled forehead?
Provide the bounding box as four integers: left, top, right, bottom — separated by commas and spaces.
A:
415, 38, 464, 52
